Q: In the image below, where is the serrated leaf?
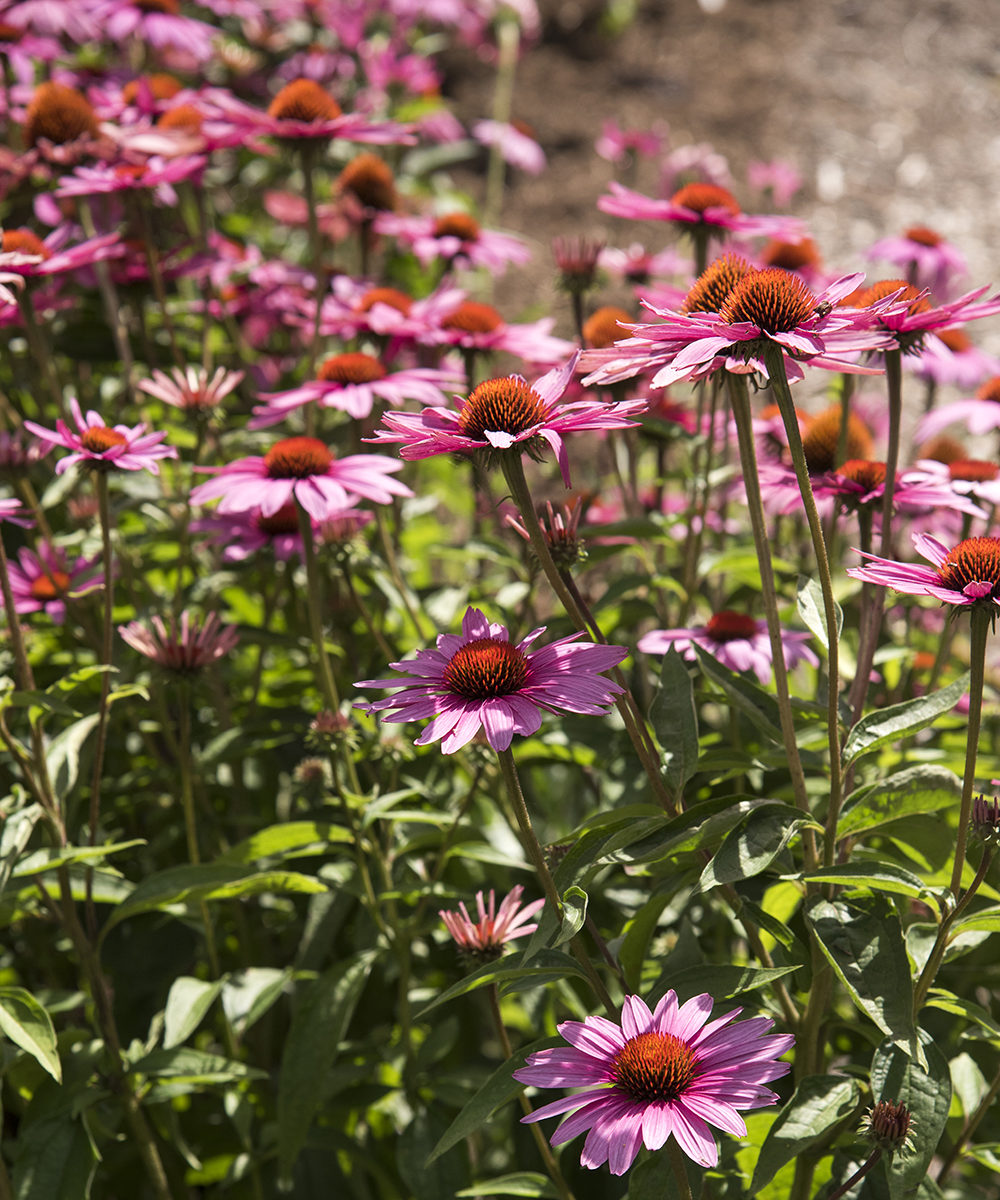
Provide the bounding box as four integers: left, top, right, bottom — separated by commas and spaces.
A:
800, 863, 936, 900
277, 951, 375, 1180
429, 1036, 560, 1164
841, 675, 968, 767
796, 574, 842, 651
838, 765, 961, 838
749, 1074, 860, 1195
0, 987, 61, 1082
163, 977, 225, 1050
870, 1034, 951, 1198
699, 805, 816, 890
649, 647, 699, 800
807, 896, 918, 1058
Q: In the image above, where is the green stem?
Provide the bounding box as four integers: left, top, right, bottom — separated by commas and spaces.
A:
950, 605, 991, 898
16, 289, 66, 418
763, 347, 842, 860
937, 1060, 1000, 1184
495, 748, 616, 1017
665, 1138, 694, 1200
500, 453, 675, 814
483, 18, 520, 228
826, 1148, 882, 1200
79, 199, 135, 399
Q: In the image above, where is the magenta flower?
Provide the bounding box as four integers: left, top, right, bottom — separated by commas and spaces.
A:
96, 0, 217, 61
249, 354, 462, 427
354, 605, 627, 754
638, 611, 818, 684
54, 155, 205, 202
916, 376, 1000, 442
472, 119, 546, 174
746, 157, 803, 208
374, 210, 531, 274
0, 227, 122, 279
439, 886, 544, 960
5, 542, 102, 623
909, 329, 1000, 390
367, 352, 646, 487
849, 532, 1000, 610
189, 437, 411, 520
24, 398, 176, 474
594, 118, 667, 165
0, 497, 32, 527
860, 279, 1000, 355
867, 225, 967, 298
597, 180, 800, 242
118, 610, 239, 672
513, 990, 793, 1174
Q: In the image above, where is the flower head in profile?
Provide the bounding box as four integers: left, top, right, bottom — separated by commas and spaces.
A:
24, 398, 176, 475
859, 278, 1000, 356
597, 180, 800, 242
848, 531, 1000, 612
354, 605, 627, 754
189, 438, 411, 520
118, 611, 239, 673
439, 886, 544, 961
513, 990, 793, 1174
137, 365, 244, 412
368, 352, 646, 487
638, 611, 817, 684
867, 225, 967, 297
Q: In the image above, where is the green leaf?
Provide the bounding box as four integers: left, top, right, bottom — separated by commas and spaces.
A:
841, 675, 969, 767
870, 1034, 951, 1198
0, 987, 61, 1082
694, 645, 782, 741
807, 896, 918, 1057
11, 1111, 97, 1200
627, 1149, 703, 1198
649, 963, 800, 1008
100, 864, 327, 940
699, 805, 816, 890
0, 805, 43, 895
952, 904, 1000, 935
800, 862, 937, 900
429, 1036, 560, 1164
221, 968, 290, 1035
416, 950, 588, 1018
649, 647, 699, 800
796, 575, 842, 651
456, 1173, 557, 1198
837, 765, 962, 838
45, 714, 99, 802
219, 821, 352, 864
163, 976, 225, 1050
620, 890, 675, 991
130, 1047, 265, 1087
13, 840, 146, 880
277, 951, 375, 1180
924, 990, 1000, 1042
749, 1074, 861, 1195
555, 887, 587, 947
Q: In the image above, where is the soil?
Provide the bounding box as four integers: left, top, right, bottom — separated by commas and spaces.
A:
443, 0, 1000, 346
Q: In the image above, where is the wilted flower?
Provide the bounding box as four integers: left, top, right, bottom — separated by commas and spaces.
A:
863, 1099, 913, 1156
118, 610, 238, 672
972, 794, 1000, 846
439, 886, 544, 961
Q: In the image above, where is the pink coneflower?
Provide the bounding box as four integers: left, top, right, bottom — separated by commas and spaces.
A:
439, 885, 544, 960
0, 497, 32, 527
638, 611, 818, 684
421, 295, 575, 365
916, 376, 1000, 442
472, 118, 546, 174
867, 225, 967, 297
848, 531, 1000, 610
189, 437, 411, 519
909, 328, 1000, 390
5, 542, 102, 622
374, 210, 531, 274
54, 154, 205, 202
901, 458, 1000, 511
24, 398, 176, 474
21, 80, 101, 153
583, 267, 893, 389
204, 79, 414, 145
354, 605, 627, 754
249, 354, 462, 427
597, 181, 800, 243
859, 279, 1000, 356
118, 610, 239, 672
0, 228, 123, 279
95, 0, 217, 62
513, 989, 793, 1174
367, 352, 646, 487
746, 157, 803, 208
137, 365, 245, 412
598, 243, 690, 288
595, 118, 667, 165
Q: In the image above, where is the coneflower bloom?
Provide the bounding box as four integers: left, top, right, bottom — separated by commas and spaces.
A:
24, 398, 176, 474
513, 990, 793, 1174
5, 542, 102, 622
583, 268, 893, 389
472, 118, 546, 174
22, 81, 100, 153
439, 886, 544, 960
909, 328, 1000, 390
638, 611, 817, 684
901, 459, 1000, 510
916, 376, 1000, 441
137, 365, 244, 412
0, 497, 32, 527
597, 180, 800, 242
807, 459, 985, 521
859, 279, 1000, 356
867, 225, 967, 297
367, 352, 646, 487
355, 605, 627, 754
249, 355, 462, 427
191, 502, 369, 563
54, 154, 205, 202
0, 228, 123, 279
98, 0, 217, 62
848, 531, 1000, 610
189, 437, 411, 519
118, 610, 239, 672
374, 210, 531, 273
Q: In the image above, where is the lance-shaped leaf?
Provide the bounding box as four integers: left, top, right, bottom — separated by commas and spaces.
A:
796, 574, 843, 652
0, 987, 61, 1082
649, 647, 700, 799
806, 895, 919, 1059
837, 765, 961, 838
699, 804, 818, 890
841, 675, 968, 767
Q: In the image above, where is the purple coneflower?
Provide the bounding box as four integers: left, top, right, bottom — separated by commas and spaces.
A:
0, 497, 32, 528
916, 375, 1000, 442
367, 352, 646, 487
513, 989, 793, 1174
354, 605, 627, 754
24, 398, 176, 475
189, 437, 411, 519
848, 531, 1000, 609
5, 542, 102, 623
867, 225, 967, 297
439, 886, 544, 960
374, 210, 531, 274
597, 180, 800, 243
638, 610, 817, 684
118, 610, 239, 672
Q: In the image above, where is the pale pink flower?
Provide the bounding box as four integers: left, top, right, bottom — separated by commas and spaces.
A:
598, 181, 801, 242
638, 611, 817, 683
355, 605, 627, 754
908, 329, 1000, 390
138, 365, 244, 411
746, 158, 803, 208
595, 118, 667, 165
54, 154, 205, 202
439, 886, 544, 959
374, 210, 531, 274
514, 990, 793, 1174
867, 225, 967, 298
118, 610, 239, 671
473, 119, 546, 174
0, 227, 122, 278
0, 496, 32, 527
94, 0, 218, 61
